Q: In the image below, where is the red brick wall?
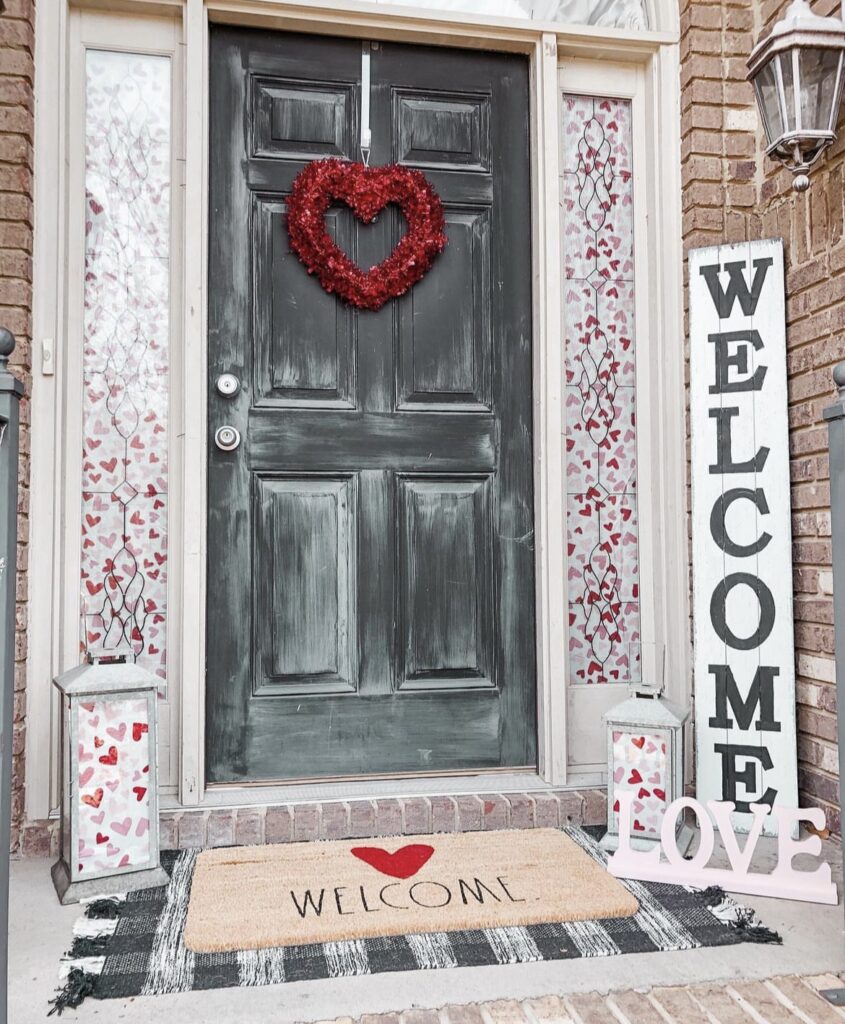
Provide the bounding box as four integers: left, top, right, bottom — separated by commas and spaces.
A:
0, 0, 34, 853
681, 0, 843, 834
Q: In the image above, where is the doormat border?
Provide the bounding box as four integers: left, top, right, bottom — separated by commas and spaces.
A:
49, 827, 781, 1015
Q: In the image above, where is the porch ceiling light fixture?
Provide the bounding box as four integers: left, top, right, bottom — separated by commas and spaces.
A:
748, 0, 845, 192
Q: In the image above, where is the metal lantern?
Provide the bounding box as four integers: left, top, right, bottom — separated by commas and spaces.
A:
52, 649, 168, 904
600, 647, 691, 854
748, 0, 845, 192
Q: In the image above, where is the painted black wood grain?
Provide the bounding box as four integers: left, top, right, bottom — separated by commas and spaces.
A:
206, 27, 535, 782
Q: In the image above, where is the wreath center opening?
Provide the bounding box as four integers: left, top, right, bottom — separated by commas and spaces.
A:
326, 203, 410, 273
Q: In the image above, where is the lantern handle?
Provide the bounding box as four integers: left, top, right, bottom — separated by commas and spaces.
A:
86, 643, 136, 666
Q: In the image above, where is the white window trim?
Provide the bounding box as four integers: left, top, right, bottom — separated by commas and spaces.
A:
558, 57, 689, 773
28, 0, 684, 819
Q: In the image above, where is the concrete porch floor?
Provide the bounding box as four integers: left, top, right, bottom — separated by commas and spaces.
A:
9, 837, 845, 1024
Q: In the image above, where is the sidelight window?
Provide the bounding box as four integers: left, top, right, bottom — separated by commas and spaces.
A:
562, 94, 640, 689
79, 49, 172, 686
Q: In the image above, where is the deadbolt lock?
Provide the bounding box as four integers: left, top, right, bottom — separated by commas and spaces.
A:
214, 425, 241, 452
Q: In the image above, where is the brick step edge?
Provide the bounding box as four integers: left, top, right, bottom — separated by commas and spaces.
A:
16, 789, 607, 857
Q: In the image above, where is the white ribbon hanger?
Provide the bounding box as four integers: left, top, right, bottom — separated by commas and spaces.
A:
360, 41, 372, 166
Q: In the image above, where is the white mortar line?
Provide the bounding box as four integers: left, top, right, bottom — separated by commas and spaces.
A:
646, 992, 683, 1024
685, 987, 736, 1024
763, 979, 821, 1024
725, 986, 773, 1024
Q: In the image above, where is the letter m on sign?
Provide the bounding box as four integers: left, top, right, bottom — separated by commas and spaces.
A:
688, 239, 798, 837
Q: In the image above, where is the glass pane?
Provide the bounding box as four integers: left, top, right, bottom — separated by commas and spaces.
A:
80, 50, 171, 686
561, 95, 640, 686
779, 50, 798, 132
76, 697, 153, 875
372, 0, 648, 28
800, 47, 841, 131
754, 60, 785, 144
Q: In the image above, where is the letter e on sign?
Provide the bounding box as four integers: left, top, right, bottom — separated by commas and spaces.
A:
688, 239, 798, 835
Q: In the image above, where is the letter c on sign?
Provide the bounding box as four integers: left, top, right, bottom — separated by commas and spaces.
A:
379, 883, 408, 910
709, 488, 772, 557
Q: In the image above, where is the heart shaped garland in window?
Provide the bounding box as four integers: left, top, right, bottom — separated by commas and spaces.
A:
286, 158, 448, 311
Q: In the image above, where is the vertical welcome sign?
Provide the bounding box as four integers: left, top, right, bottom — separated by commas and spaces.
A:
689, 239, 798, 834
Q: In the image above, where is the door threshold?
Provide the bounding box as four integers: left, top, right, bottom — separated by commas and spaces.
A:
164, 769, 606, 811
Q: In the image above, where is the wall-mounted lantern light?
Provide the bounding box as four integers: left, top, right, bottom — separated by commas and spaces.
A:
748, 0, 845, 192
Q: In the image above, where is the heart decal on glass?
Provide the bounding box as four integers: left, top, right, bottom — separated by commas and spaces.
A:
286, 159, 447, 312
350, 843, 435, 879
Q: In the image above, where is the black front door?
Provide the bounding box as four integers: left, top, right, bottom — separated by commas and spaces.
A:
206, 27, 535, 783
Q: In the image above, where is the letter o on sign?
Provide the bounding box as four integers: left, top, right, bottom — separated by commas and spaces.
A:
408, 881, 452, 908
710, 572, 775, 650
661, 798, 715, 869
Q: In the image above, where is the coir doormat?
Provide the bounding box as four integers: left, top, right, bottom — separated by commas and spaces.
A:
50, 828, 781, 1014
184, 828, 638, 950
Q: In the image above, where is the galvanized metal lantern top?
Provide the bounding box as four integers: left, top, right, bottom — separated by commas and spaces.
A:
53, 649, 159, 698
603, 693, 690, 732
747, 0, 845, 191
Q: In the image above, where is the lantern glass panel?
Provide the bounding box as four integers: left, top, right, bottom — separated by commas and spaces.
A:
611, 728, 669, 837
779, 50, 799, 132
799, 47, 841, 131
76, 695, 153, 877
754, 58, 785, 145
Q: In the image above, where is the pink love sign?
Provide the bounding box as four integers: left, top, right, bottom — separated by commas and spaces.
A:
608, 791, 837, 905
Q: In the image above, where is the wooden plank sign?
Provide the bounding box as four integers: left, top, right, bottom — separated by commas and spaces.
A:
689, 239, 798, 834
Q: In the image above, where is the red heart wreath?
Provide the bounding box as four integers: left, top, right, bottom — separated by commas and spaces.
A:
286, 158, 448, 312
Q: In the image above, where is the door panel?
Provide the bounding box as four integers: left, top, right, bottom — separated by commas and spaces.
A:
394, 91, 490, 171
207, 28, 535, 782
397, 208, 491, 410
252, 77, 356, 160
253, 475, 357, 695
397, 476, 493, 690
255, 198, 356, 406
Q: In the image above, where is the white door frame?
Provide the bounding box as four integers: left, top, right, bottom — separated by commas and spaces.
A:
27, 0, 685, 819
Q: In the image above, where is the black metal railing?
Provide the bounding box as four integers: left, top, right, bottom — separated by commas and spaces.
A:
824, 363, 845, 905
0, 328, 22, 1024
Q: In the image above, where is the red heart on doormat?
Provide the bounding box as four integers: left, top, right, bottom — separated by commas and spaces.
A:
286, 159, 447, 312
350, 843, 435, 879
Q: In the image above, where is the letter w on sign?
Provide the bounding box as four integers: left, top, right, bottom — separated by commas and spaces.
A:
688, 239, 798, 836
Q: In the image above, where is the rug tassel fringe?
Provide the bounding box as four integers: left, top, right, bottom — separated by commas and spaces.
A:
48, 967, 99, 1016
82, 895, 125, 919
694, 885, 728, 907
730, 907, 782, 945
49, 894, 123, 1013
69, 934, 111, 958
73, 916, 119, 939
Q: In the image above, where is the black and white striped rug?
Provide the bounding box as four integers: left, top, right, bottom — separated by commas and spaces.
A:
51, 827, 779, 1012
